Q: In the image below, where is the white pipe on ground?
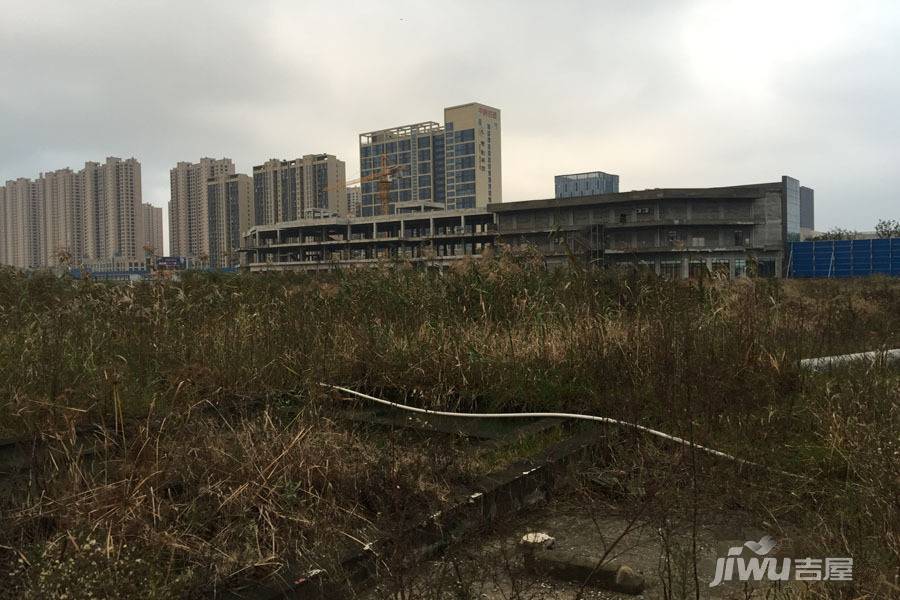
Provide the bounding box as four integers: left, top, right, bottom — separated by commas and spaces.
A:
320, 383, 809, 481
800, 348, 900, 372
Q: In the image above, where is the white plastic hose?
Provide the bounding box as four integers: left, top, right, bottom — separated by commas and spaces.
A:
320, 383, 809, 481
800, 348, 900, 372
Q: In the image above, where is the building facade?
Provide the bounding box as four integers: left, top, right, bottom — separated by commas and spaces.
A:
346, 186, 361, 217
252, 154, 346, 226
207, 173, 253, 268
243, 177, 809, 279
0, 185, 6, 266
98, 157, 143, 261
358, 102, 501, 216
555, 171, 619, 198
1, 178, 41, 269
142, 203, 164, 255
799, 186, 815, 238
0, 157, 143, 269
168, 158, 234, 257
39, 168, 80, 265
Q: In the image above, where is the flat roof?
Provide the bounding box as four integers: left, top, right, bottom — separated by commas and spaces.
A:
445, 102, 501, 113
488, 181, 784, 212
555, 171, 618, 178
359, 121, 444, 140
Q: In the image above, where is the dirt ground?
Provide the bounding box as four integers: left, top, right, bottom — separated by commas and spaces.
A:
364, 498, 805, 599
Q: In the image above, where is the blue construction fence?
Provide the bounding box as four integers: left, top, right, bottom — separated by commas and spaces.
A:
787, 239, 900, 278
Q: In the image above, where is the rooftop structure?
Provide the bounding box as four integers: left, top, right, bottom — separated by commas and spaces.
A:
555, 171, 619, 198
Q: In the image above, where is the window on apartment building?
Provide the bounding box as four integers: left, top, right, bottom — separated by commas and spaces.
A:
734, 230, 745, 246
619, 213, 627, 224
635, 207, 651, 215
734, 259, 747, 277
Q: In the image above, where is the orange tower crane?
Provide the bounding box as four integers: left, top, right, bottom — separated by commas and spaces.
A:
328, 155, 405, 216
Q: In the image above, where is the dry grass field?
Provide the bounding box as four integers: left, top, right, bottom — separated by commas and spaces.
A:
0, 254, 897, 598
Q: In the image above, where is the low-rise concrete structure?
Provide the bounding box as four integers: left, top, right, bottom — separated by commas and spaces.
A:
242, 177, 807, 278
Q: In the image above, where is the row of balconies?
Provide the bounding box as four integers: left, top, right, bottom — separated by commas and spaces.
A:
250, 241, 494, 264
247, 223, 498, 248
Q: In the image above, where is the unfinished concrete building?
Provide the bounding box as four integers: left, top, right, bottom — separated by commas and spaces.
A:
241, 177, 809, 278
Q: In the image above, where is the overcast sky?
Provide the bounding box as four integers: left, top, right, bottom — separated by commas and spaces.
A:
2, 0, 898, 250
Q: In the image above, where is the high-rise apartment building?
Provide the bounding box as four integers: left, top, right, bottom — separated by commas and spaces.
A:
81, 157, 144, 261
169, 158, 234, 257
345, 186, 361, 217
207, 173, 254, 268
106, 157, 144, 260
799, 186, 815, 231
0, 157, 144, 269
555, 171, 620, 198
0, 186, 6, 266
39, 168, 81, 265
252, 154, 346, 225
142, 203, 164, 255
2, 178, 42, 268
358, 102, 501, 216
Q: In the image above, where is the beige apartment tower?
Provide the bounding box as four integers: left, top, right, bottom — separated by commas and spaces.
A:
2, 178, 42, 268
169, 158, 234, 257
207, 173, 254, 268
0, 185, 6, 266
345, 186, 361, 217
444, 103, 501, 209
1, 157, 144, 269
142, 203, 164, 255
252, 154, 347, 225
81, 157, 144, 261
39, 168, 81, 265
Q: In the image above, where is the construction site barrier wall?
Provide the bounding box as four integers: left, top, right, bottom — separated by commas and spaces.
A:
787, 239, 900, 278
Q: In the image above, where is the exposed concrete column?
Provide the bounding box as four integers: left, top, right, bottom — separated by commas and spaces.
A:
400, 218, 405, 239
681, 256, 689, 279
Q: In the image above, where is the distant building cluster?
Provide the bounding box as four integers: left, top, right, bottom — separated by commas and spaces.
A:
0, 157, 150, 269
167, 155, 346, 268
166, 102, 501, 266
2, 100, 834, 280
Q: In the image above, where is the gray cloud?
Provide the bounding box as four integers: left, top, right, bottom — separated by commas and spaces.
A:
1, 0, 898, 248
